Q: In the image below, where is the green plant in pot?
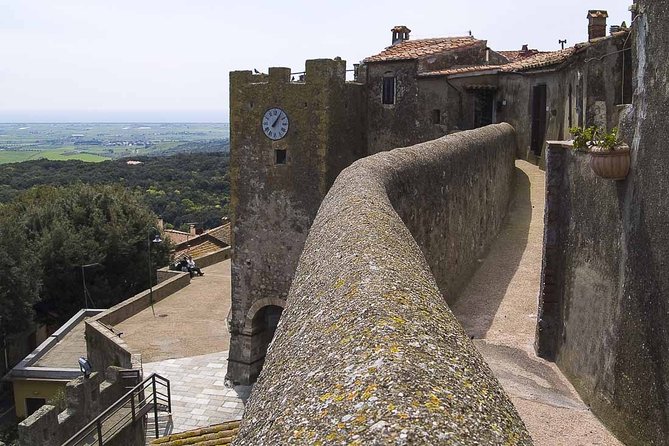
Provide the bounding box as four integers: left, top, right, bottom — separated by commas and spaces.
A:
570, 126, 630, 180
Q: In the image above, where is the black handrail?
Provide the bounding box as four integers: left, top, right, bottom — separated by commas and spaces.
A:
61, 372, 171, 446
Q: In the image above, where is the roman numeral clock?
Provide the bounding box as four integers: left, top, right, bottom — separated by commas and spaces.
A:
262, 107, 289, 140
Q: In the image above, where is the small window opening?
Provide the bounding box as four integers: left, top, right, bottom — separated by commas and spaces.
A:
431, 109, 441, 124
382, 77, 395, 104
275, 149, 286, 165
568, 84, 573, 129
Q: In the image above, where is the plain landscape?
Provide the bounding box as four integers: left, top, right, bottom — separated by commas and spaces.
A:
0, 122, 229, 164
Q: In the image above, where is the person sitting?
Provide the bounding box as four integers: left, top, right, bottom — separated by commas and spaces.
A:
177, 257, 190, 275
187, 255, 204, 277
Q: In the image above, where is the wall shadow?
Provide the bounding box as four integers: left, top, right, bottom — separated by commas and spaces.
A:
450, 166, 533, 338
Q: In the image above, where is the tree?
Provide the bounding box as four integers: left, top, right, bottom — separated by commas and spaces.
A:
0, 219, 40, 340
0, 183, 171, 330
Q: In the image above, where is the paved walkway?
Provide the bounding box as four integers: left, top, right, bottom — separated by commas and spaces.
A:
143, 351, 250, 434
451, 161, 622, 446
115, 260, 232, 363
113, 259, 252, 435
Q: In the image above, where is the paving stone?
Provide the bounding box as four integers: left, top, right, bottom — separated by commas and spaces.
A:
144, 350, 251, 434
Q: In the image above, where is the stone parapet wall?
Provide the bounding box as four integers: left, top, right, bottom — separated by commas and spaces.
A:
194, 246, 231, 268
86, 271, 190, 373
234, 124, 531, 445
18, 367, 136, 446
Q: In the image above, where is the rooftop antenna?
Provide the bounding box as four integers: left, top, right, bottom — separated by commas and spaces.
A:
559, 39, 567, 49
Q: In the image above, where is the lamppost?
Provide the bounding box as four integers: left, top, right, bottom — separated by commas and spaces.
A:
147, 228, 163, 314
80, 263, 101, 309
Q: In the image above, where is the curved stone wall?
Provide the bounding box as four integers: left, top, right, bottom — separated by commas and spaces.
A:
234, 124, 531, 445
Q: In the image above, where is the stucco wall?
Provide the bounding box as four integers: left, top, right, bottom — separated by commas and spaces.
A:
233, 124, 529, 445
12, 380, 66, 419
537, 4, 669, 444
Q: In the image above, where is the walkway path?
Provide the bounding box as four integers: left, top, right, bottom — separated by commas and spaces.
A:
143, 351, 250, 434
114, 260, 250, 435
451, 160, 622, 446
116, 260, 232, 363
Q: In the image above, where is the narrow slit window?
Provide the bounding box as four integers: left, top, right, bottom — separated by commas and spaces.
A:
382, 77, 395, 104
275, 149, 286, 165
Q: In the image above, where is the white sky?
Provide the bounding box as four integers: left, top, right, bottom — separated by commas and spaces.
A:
0, 0, 630, 122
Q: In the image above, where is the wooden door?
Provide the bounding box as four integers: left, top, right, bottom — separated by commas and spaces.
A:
531, 85, 547, 156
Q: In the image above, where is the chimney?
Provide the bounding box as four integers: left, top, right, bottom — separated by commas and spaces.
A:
391, 26, 411, 45
587, 10, 608, 41
189, 224, 196, 235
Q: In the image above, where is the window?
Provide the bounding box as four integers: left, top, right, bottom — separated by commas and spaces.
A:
431, 109, 441, 125
275, 149, 286, 165
382, 76, 395, 104
26, 398, 46, 417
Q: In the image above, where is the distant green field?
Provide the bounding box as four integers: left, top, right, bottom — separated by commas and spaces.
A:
0, 123, 229, 164
0, 148, 110, 164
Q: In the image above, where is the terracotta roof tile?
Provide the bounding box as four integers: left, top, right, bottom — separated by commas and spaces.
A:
174, 239, 224, 260
500, 48, 576, 72
498, 49, 539, 62
364, 36, 482, 63
164, 229, 192, 245
206, 222, 231, 245
420, 48, 576, 77
588, 10, 609, 18
151, 420, 240, 445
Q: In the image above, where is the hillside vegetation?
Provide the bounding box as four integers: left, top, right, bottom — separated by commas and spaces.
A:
0, 152, 230, 230
0, 184, 171, 330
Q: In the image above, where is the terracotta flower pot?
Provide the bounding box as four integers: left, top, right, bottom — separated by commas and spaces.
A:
589, 145, 630, 180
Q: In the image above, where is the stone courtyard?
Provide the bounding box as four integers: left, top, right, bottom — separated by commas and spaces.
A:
143, 352, 249, 434
111, 259, 250, 434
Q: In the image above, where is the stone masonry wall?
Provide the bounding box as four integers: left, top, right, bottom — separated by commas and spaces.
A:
227, 59, 367, 384
233, 124, 530, 445
537, 3, 669, 444
18, 367, 137, 446
86, 271, 190, 373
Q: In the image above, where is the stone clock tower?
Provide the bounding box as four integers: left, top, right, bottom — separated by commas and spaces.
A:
227, 59, 366, 384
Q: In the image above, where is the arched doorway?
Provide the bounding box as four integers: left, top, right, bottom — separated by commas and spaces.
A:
251, 305, 284, 354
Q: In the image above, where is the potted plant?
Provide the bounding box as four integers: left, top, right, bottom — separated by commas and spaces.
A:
570, 126, 630, 180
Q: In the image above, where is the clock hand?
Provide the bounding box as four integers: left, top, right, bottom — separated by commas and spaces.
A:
271, 113, 281, 128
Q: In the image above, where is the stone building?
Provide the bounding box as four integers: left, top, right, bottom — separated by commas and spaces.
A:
226, 10, 632, 385
226, 60, 367, 383
359, 12, 631, 160
537, 1, 669, 443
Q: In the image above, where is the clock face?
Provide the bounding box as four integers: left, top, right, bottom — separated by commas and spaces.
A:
262, 108, 289, 140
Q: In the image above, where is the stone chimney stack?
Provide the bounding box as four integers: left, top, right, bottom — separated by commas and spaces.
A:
391, 26, 411, 45
588, 10, 608, 41
189, 224, 196, 235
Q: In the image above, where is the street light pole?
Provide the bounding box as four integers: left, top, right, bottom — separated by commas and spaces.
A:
147, 228, 163, 316
80, 263, 101, 309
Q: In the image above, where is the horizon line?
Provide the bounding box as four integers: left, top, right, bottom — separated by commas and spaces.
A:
0, 121, 230, 124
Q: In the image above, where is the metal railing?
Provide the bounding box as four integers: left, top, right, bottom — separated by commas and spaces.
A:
62, 373, 171, 446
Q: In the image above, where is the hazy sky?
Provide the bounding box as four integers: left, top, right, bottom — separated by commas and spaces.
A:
0, 0, 630, 122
